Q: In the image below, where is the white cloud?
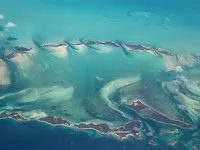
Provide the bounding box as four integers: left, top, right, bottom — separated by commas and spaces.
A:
128, 11, 151, 18
175, 66, 184, 72
0, 14, 4, 19
165, 17, 171, 22
6, 22, 17, 28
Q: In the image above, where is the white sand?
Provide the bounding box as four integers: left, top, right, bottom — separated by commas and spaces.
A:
163, 55, 194, 72
101, 75, 141, 107
177, 56, 195, 67
10, 53, 33, 69
22, 110, 47, 120
39, 86, 74, 103
163, 79, 200, 123
0, 86, 74, 104
0, 59, 11, 86
96, 45, 113, 54
51, 45, 68, 57
123, 45, 132, 51
175, 93, 200, 123
163, 56, 177, 72
74, 44, 87, 53
146, 50, 157, 56
100, 75, 141, 118
185, 81, 200, 97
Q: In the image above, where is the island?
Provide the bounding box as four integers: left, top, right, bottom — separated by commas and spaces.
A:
39, 116, 70, 126
0, 112, 26, 121
14, 46, 33, 52
41, 40, 174, 56
125, 99, 195, 129
0, 111, 144, 140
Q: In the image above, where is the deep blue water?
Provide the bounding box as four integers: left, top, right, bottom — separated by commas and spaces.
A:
0, 119, 154, 150
0, 119, 189, 150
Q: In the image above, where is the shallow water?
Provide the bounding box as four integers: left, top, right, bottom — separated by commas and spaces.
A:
1, 0, 200, 150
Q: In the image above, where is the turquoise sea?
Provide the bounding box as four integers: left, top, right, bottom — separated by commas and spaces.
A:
1, 0, 200, 150
1, 0, 200, 54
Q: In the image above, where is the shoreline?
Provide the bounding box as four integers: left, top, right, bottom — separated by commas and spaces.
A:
0, 108, 195, 141
0, 111, 142, 140
41, 40, 174, 57
125, 99, 196, 130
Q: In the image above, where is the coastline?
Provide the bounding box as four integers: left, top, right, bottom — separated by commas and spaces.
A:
125, 99, 196, 130
41, 40, 174, 57
0, 108, 195, 141
0, 111, 142, 140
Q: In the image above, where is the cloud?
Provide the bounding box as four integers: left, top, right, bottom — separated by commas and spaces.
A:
128, 11, 151, 18
0, 14, 4, 19
6, 22, 17, 27
175, 66, 183, 72
165, 17, 171, 22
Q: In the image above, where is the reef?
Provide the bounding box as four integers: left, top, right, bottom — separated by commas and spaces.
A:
6, 36, 18, 41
